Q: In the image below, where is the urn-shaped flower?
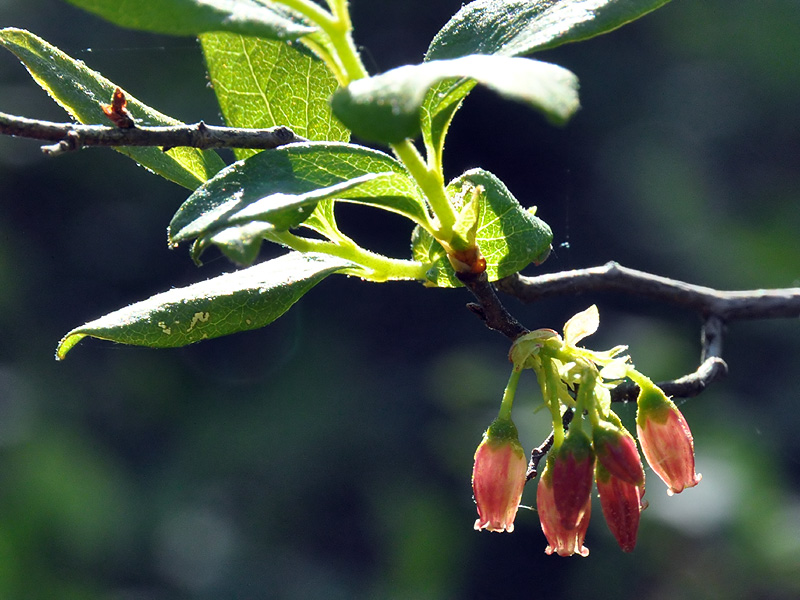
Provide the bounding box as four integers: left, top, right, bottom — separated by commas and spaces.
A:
595, 463, 646, 552
537, 457, 591, 557
551, 428, 595, 530
592, 421, 645, 487
472, 417, 528, 532
636, 384, 701, 495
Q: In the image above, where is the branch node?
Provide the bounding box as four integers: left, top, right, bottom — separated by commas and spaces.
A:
466, 302, 486, 321
42, 130, 82, 156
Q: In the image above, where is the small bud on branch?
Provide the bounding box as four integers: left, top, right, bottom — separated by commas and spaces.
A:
0, 111, 307, 155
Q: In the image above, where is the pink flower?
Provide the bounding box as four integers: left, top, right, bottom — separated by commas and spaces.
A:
537, 458, 590, 557
636, 385, 702, 495
472, 418, 528, 532
592, 422, 645, 487
595, 463, 646, 552
551, 429, 595, 530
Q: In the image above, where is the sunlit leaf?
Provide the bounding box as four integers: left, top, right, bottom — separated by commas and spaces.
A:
331, 54, 579, 143
426, 0, 673, 59
563, 304, 600, 346
411, 168, 552, 287
65, 0, 313, 40
56, 252, 352, 359
0, 28, 224, 189
200, 32, 348, 160
169, 142, 430, 256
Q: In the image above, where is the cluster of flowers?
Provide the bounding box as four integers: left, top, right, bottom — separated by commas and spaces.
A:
471, 306, 701, 556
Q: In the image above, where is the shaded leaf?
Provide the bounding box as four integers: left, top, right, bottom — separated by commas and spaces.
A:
426, 0, 672, 60
169, 141, 430, 252
56, 252, 352, 359
420, 78, 476, 170
194, 221, 279, 266
200, 32, 348, 161
331, 54, 579, 143
0, 28, 224, 189
65, 0, 313, 40
411, 168, 552, 287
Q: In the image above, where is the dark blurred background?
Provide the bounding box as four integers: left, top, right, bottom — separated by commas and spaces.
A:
1, 1, 799, 598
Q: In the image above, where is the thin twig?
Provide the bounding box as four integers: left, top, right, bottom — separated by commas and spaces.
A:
0, 111, 307, 155
610, 316, 728, 403
457, 271, 528, 339
526, 409, 574, 481
497, 261, 800, 321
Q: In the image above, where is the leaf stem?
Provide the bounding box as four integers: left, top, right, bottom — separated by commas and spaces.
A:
277, 0, 338, 30
268, 230, 427, 282
391, 139, 456, 239
279, 0, 366, 83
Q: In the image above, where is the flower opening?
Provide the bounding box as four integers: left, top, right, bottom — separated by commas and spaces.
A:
538, 459, 590, 557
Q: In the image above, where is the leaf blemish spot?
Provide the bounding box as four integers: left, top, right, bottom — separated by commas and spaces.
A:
187, 311, 211, 332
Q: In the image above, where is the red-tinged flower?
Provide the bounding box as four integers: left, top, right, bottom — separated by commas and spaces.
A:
636, 385, 702, 495
472, 418, 528, 533
596, 463, 646, 552
592, 421, 645, 487
551, 428, 595, 530
537, 458, 590, 557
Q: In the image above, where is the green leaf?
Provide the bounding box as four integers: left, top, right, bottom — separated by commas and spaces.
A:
200, 32, 349, 161
169, 141, 430, 253
193, 222, 279, 266
420, 78, 476, 171
56, 252, 351, 359
426, 0, 673, 60
65, 0, 313, 40
411, 168, 552, 287
0, 28, 224, 189
331, 54, 579, 143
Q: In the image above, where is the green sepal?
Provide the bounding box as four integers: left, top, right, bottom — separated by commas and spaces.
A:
484, 417, 523, 448
635, 380, 674, 426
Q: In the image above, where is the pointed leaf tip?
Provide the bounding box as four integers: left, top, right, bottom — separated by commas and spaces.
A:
55, 252, 354, 359
426, 0, 674, 60
64, 0, 314, 40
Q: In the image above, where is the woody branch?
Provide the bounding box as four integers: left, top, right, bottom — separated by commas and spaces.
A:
0, 111, 306, 155
460, 262, 800, 402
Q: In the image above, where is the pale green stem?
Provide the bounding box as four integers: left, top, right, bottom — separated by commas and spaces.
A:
277, 0, 338, 29
542, 357, 566, 449
391, 139, 456, 239
498, 366, 522, 422
269, 230, 428, 282
278, 0, 367, 83
327, 0, 352, 27
280, 0, 453, 245
625, 366, 653, 390
573, 367, 599, 436
300, 36, 347, 85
